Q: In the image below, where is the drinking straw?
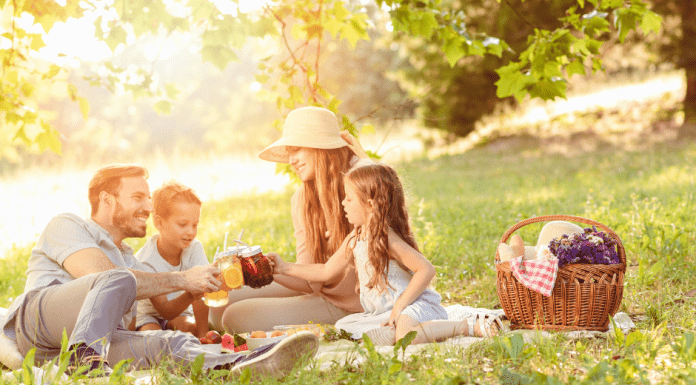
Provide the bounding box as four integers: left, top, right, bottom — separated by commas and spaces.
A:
232, 239, 251, 249
223, 232, 229, 251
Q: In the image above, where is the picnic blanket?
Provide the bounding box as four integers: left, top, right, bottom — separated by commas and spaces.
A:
1, 306, 636, 383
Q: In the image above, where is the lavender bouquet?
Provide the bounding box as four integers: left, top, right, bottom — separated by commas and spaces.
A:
548, 226, 620, 268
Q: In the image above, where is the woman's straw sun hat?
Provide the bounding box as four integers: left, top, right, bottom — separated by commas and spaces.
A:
258, 106, 349, 163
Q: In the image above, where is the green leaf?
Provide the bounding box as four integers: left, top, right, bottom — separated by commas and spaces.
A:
614, 9, 641, 43
414, 12, 439, 40
610, 315, 625, 346
13, 127, 31, 146
342, 115, 357, 136
582, 11, 610, 36
6, 113, 21, 124
529, 78, 566, 100
566, 60, 586, 77
591, 57, 603, 72
21, 348, 36, 385
468, 40, 486, 56
501, 333, 525, 359
44, 64, 61, 79
328, 98, 342, 113
341, 16, 370, 47
105, 25, 128, 52
495, 64, 535, 101
483, 37, 504, 57
77, 96, 90, 119
640, 11, 662, 35
288, 85, 303, 104
333, 1, 350, 20
586, 39, 602, 54
361, 124, 375, 135
543, 61, 562, 78
35, 14, 62, 33
30, 33, 45, 50
201, 45, 238, 71
389, 362, 402, 374
602, 0, 623, 9
190, 353, 206, 382
202, 29, 231, 47
21, 81, 35, 97
36, 123, 62, 155
625, 331, 644, 348
154, 100, 173, 115
571, 39, 591, 56
324, 18, 343, 37
55, 330, 71, 382
443, 37, 465, 67
165, 83, 180, 99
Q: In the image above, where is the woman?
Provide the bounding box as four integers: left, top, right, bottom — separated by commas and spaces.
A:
209, 106, 373, 333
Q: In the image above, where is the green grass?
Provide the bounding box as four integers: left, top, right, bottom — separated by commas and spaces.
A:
2, 140, 696, 383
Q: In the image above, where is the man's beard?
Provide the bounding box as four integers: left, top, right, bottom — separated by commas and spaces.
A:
112, 201, 148, 238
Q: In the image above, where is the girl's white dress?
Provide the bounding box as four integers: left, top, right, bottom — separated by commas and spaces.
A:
335, 239, 448, 338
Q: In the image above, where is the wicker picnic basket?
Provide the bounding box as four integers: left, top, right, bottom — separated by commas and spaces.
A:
495, 215, 626, 332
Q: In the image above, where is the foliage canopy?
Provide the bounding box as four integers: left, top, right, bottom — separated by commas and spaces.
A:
0, 0, 661, 159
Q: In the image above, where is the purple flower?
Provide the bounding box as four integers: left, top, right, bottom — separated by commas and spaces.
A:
547, 226, 620, 268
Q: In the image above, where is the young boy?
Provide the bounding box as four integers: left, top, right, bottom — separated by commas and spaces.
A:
135, 181, 210, 338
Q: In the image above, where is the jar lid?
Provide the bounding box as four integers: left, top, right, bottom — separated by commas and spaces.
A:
225, 246, 246, 255
215, 246, 244, 259
240, 245, 262, 257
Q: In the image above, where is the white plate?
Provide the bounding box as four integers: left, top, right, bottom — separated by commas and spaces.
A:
200, 343, 221, 354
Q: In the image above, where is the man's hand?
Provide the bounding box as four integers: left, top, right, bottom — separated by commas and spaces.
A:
182, 264, 222, 295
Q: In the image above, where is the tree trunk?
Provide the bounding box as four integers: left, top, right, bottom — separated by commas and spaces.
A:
678, 0, 696, 139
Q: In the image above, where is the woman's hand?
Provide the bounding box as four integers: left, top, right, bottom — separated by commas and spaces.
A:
381, 307, 404, 329
267, 252, 286, 275
341, 132, 370, 160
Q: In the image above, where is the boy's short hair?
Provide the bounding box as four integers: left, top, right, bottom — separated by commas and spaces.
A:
153, 181, 202, 219
89, 164, 149, 216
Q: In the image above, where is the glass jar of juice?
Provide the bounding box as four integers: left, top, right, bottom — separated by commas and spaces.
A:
203, 248, 245, 307
239, 246, 274, 289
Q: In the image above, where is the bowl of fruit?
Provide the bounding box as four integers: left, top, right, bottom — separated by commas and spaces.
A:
243, 330, 288, 350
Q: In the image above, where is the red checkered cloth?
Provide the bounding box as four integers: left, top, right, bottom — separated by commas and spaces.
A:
510, 256, 559, 297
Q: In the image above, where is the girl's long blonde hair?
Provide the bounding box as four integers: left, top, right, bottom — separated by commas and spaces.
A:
301, 146, 355, 263
345, 163, 418, 293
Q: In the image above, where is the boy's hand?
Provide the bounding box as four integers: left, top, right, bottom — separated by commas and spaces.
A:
267, 253, 286, 275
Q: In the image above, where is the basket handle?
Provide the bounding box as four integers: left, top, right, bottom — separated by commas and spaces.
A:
495, 215, 626, 265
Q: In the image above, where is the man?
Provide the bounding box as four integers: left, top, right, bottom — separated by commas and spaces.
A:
1, 164, 318, 378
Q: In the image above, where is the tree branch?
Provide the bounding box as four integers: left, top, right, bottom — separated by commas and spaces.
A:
265, 4, 315, 100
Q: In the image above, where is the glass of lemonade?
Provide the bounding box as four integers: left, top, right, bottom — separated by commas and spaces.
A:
203, 247, 245, 307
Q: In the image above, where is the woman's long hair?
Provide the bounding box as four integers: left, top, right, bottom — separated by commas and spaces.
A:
301, 146, 355, 263
345, 163, 418, 293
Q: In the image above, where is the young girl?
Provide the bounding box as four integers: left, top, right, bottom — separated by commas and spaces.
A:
271, 164, 502, 345
135, 181, 209, 339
